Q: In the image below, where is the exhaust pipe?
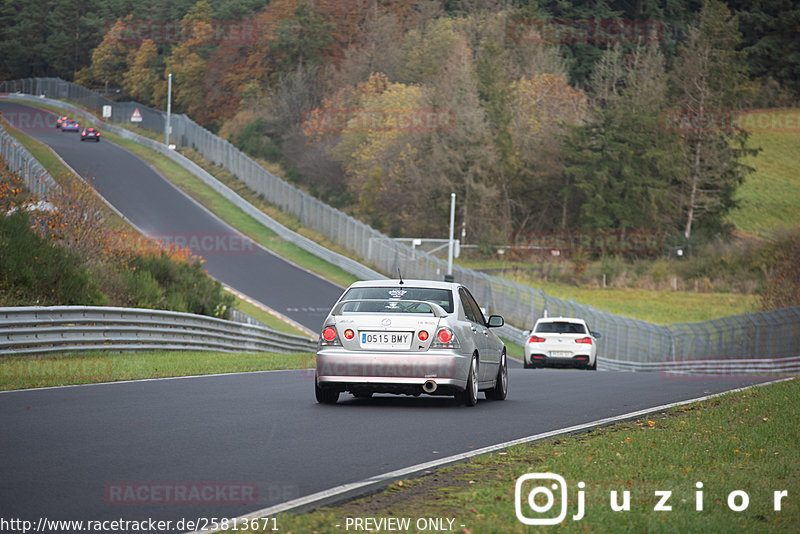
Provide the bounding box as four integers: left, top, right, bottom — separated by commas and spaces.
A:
422, 380, 437, 393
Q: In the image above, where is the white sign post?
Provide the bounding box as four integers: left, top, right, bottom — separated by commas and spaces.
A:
102, 105, 111, 118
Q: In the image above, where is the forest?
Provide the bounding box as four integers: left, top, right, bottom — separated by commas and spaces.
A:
2, 0, 797, 247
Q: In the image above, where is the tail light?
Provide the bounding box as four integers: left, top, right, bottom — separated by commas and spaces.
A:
575, 337, 592, 344
418, 330, 429, 341
343, 329, 355, 340
320, 326, 340, 346
528, 335, 546, 343
432, 327, 460, 349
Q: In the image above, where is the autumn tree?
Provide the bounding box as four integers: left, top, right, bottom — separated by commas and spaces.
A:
508, 72, 586, 231
123, 39, 160, 105
83, 16, 137, 90
164, 1, 214, 117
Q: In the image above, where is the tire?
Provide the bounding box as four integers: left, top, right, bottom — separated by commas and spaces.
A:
457, 354, 479, 406
315, 379, 339, 404
485, 351, 507, 400
588, 358, 597, 371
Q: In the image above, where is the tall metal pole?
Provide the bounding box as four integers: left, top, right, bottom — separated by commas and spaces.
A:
446, 193, 456, 281
165, 73, 172, 146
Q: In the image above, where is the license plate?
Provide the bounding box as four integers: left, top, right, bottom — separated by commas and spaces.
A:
361, 331, 412, 349
550, 351, 571, 358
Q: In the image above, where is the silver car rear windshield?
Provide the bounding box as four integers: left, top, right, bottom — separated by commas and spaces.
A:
342, 287, 454, 313
535, 321, 586, 334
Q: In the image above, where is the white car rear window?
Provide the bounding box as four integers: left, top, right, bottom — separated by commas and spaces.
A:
535, 321, 586, 334
342, 287, 454, 313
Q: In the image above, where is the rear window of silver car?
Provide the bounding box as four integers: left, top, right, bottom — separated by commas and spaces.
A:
342, 287, 454, 313
535, 321, 586, 334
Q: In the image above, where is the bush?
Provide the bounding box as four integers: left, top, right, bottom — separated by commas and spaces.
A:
759, 228, 800, 310
0, 212, 106, 306
127, 253, 234, 318
234, 118, 282, 162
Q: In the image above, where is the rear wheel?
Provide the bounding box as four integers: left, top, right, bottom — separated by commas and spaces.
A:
587, 358, 597, 371
457, 354, 479, 406
485, 351, 507, 400
315, 378, 339, 404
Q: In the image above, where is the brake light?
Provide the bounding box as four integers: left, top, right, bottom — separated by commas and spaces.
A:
343, 329, 355, 340
418, 330, 429, 341
81, 132, 86, 136
437, 328, 453, 343
528, 335, 546, 343
322, 326, 337, 342
575, 337, 592, 344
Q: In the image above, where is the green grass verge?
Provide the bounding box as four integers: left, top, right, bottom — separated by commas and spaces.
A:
728, 126, 800, 238
243, 378, 797, 534
0, 350, 315, 391
228, 295, 310, 336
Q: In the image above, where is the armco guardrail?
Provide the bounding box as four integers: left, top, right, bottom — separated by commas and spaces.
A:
0, 306, 317, 356
0, 123, 58, 197
4, 78, 800, 375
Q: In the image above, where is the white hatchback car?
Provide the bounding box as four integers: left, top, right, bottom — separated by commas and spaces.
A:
523, 317, 600, 370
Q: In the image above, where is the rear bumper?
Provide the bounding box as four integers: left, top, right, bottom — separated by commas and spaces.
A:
316, 348, 469, 393
527, 352, 594, 368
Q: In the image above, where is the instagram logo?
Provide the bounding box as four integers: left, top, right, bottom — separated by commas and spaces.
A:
515, 473, 584, 525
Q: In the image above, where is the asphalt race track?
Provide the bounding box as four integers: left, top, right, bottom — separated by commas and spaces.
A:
0, 101, 778, 531
0, 370, 777, 529
0, 101, 343, 333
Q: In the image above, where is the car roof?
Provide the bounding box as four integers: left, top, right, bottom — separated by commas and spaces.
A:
347, 279, 461, 291
535, 316, 588, 324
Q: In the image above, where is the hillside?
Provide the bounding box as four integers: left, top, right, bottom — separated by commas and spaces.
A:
727, 122, 800, 238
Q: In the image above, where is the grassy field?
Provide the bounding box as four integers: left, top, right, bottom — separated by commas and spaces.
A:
0, 350, 315, 391
727, 124, 800, 238
234, 378, 798, 533
511, 279, 756, 325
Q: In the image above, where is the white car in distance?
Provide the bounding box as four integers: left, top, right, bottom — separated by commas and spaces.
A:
523, 317, 600, 370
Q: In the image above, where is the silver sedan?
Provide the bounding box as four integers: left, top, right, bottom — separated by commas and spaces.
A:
315, 279, 508, 405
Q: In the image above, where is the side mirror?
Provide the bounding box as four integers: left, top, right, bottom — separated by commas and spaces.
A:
487, 315, 504, 328
592, 331, 602, 339
523, 329, 531, 337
